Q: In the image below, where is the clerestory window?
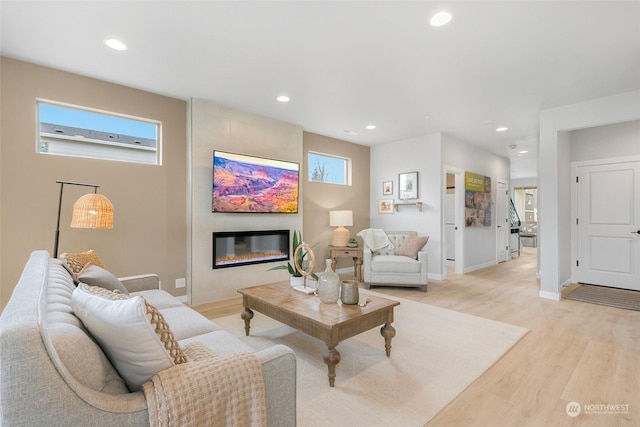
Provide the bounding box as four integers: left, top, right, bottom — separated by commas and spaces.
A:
308, 151, 352, 185
37, 100, 161, 165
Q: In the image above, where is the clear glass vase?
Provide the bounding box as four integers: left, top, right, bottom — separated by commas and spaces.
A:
316, 259, 340, 304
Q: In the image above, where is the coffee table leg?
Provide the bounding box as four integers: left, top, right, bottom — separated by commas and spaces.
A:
241, 307, 254, 336
323, 346, 341, 387
380, 323, 396, 356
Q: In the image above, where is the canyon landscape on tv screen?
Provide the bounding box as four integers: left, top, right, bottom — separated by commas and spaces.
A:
212, 151, 299, 213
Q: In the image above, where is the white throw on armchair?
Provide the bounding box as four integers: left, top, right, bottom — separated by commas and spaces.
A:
360, 230, 428, 292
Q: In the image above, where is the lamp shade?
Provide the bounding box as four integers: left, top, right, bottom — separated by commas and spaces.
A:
70, 193, 114, 229
329, 210, 353, 227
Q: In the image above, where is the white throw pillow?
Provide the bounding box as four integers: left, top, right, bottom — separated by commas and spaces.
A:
71, 284, 186, 391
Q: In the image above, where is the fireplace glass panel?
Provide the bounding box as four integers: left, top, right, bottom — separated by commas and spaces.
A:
213, 229, 290, 269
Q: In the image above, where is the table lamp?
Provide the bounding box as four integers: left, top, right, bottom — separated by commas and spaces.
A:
329, 210, 353, 247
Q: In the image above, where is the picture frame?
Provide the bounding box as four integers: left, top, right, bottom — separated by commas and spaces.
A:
398, 171, 418, 200
378, 199, 394, 214
382, 181, 393, 195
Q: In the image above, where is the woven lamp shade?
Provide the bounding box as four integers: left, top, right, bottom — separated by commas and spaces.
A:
70, 193, 114, 229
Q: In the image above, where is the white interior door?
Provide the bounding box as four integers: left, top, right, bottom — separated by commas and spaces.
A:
576, 160, 640, 290
444, 193, 455, 260
496, 180, 509, 263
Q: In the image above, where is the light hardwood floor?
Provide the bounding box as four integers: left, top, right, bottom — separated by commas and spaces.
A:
192, 247, 639, 426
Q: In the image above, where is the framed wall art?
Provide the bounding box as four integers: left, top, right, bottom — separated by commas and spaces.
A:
378, 199, 394, 214
398, 171, 418, 200
382, 181, 393, 195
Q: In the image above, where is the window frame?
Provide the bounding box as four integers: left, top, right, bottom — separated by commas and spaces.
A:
307, 150, 352, 186
36, 99, 162, 165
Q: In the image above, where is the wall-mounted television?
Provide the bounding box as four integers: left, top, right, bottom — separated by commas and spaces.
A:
212, 150, 299, 213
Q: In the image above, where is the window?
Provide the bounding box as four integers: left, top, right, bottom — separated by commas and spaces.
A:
308, 151, 351, 185
37, 100, 160, 165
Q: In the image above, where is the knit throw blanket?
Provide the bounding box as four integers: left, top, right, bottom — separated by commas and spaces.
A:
357, 228, 393, 251
143, 342, 266, 427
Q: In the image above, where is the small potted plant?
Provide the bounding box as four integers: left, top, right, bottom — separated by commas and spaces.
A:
268, 230, 318, 286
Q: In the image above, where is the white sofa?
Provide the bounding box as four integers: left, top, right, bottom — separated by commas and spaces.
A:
362, 230, 428, 292
0, 250, 297, 426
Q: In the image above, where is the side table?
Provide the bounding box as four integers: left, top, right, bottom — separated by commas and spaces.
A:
328, 245, 363, 282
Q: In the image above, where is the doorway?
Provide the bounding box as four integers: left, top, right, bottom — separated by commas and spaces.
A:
573, 158, 640, 291
443, 166, 464, 278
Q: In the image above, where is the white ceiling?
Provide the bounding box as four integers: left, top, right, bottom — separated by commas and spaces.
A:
2, 1, 640, 180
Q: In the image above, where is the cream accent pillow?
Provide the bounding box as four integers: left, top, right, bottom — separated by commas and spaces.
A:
59, 250, 107, 282
71, 284, 186, 391
77, 263, 129, 295
394, 235, 428, 259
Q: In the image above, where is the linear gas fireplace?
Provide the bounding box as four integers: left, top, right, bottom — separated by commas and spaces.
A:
212, 229, 290, 269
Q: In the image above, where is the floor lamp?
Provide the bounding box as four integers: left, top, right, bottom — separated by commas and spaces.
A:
53, 180, 114, 258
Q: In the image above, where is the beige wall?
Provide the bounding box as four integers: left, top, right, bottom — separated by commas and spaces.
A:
0, 58, 187, 309
302, 132, 370, 272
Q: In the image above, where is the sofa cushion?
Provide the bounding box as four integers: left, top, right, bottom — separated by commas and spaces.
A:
71, 284, 187, 391
77, 264, 129, 295
394, 235, 428, 259
371, 255, 422, 273
59, 250, 107, 282
179, 329, 257, 355
158, 305, 221, 341
130, 289, 185, 310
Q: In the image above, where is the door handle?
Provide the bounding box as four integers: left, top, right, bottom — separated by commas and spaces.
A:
633, 230, 640, 234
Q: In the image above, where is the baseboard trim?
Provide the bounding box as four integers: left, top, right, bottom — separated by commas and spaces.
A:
539, 290, 561, 301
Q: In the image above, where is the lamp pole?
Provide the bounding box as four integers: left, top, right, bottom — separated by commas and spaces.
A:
53, 181, 99, 258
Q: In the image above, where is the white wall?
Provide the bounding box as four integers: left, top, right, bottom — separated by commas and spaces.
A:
441, 134, 511, 272
539, 90, 640, 300
369, 133, 442, 278
570, 119, 640, 162
188, 99, 303, 305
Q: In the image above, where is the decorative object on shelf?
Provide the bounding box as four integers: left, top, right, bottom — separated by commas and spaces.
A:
53, 180, 114, 258
378, 199, 394, 214
316, 259, 340, 304
340, 280, 359, 305
393, 201, 423, 212
329, 210, 353, 246
267, 230, 318, 284
398, 171, 419, 200
347, 238, 358, 248
382, 181, 393, 195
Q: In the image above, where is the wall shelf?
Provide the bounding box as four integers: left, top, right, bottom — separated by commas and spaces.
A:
393, 201, 423, 212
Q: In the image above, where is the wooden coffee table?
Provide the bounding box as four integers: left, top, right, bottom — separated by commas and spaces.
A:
238, 282, 400, 387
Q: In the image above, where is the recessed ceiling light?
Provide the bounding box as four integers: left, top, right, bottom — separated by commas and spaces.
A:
105, 39, 127, 51
366, 124, 376, 130
276, 95, 290, 103
518, 150, 529, 154
430, 11, 452, 27
343, 130, 359, 136
496, 127, 508, 132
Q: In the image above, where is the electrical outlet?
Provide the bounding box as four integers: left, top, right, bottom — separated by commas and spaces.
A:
175, 278, 186, 289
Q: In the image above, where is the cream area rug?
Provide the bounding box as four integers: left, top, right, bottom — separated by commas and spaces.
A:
214, 290, 528, 427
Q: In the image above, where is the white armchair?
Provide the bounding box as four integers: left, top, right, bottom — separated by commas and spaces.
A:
361, 230, 428, 292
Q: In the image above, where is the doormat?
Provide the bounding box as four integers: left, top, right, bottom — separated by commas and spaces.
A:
565, 284, 640, 311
